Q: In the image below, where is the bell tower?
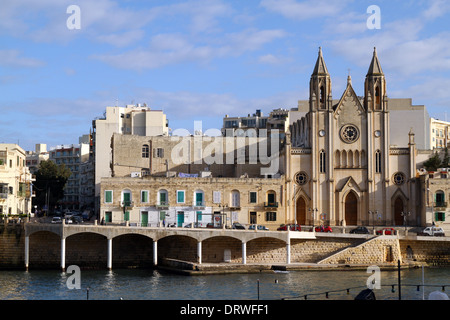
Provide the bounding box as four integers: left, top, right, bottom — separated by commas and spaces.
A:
310, 47, 332, 112
364, 47, 387, 112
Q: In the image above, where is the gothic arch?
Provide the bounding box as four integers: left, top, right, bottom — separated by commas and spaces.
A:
296, 196, 307, 225
344, 190, 358, 226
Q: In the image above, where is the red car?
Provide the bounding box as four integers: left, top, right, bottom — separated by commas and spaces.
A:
314, 225, 332, 233
376, 228, 395, 235
277, 224, 301, 231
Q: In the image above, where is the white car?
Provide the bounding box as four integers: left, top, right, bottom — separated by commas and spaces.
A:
51, 217, 62, 224
421, 227, 445, 236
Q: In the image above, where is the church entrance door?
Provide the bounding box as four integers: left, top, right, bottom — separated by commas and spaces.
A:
345, 192, 358, 225
296, 197, 306, 225
394, 197, 404, 226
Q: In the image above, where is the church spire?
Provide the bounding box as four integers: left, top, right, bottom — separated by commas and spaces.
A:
367, 47, 383, 76
312, 47, 329, 75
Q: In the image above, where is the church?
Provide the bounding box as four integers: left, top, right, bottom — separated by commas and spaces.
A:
285, 47, 419, 228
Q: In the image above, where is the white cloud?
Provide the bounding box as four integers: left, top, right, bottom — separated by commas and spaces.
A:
0, 50, 45, 68
92, 28, 287, 70
260, 0, 348, 20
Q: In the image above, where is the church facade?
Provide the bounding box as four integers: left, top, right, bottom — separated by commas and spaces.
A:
285, 48, 420, 228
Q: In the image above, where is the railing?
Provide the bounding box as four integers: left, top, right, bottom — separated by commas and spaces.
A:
264, 202, 278, 208
156, 201, 169, 209
434, 201, 447, 208
193, 201, 205, 208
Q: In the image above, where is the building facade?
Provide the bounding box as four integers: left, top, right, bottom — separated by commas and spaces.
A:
0, 144, 35, 218
49, 143, 89, 211
92, 104, 169, 216
285, 48, 420, 227
430, 118, 450, 149
100, 176, 285, 229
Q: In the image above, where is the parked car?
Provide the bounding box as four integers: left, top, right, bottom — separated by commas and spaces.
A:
232, 223, 246, 230
248, 224, 269, 231
419, 227, 445, 236
349, 226, 370, 234
206, 223, 221, 228
184, 222, 203, 228
313, 225, 332, 233
376, 228, 395, 235
277, 224, 301, 231
71, 216, 83, 224
51, 216, 62, 224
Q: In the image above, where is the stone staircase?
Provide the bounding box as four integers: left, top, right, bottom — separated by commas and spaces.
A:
317, 235, 402, 265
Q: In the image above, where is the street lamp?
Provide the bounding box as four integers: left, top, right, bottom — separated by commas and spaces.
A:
401, 211, 411, 234
309, 208, 318, 230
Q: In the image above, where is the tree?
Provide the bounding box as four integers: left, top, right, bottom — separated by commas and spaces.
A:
32, 160, 72, 213
423, 152, 442, 172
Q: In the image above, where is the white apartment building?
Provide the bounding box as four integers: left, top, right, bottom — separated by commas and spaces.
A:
49, 143, 90, 211
430, 118, 450, 150
0, 144, 35, 218
92, 104, 169, 215
25, 144, 50, 174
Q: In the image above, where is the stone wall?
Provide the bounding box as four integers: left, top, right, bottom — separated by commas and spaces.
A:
0, 224, 26, 269
400, 239, 450, 266
318, 237, 402, 265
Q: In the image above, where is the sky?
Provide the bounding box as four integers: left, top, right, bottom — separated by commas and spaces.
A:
1, 0, 450, 152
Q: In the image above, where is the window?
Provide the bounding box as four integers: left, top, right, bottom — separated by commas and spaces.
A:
250, 212, 257, 224
141, 190, 149, 203
122, 189, 132, 206
435, 190, 445, 207
195, 190, 204, 206
435, 212, 445, 222
197, 211, 202, 221
375, 86, 381, 109
213, 191, 221, 204
153, 148, 164, 158
294, 171, 308, 185
142, 144, 149, 158
375, 150, 381, 173
319, 150, 326, 173
265, 211, 277, 222
249, 192, 257, 203
159, 189, 168, 205
177, 190, 185, 203
231, 190, 240, 207
393, 172, 406, 185
105, 190, 113, 203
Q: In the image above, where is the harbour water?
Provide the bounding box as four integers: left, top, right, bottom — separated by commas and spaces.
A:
0, 267, 448, 300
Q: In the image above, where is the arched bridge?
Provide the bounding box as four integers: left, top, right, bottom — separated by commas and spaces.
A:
24, 223, 316, 270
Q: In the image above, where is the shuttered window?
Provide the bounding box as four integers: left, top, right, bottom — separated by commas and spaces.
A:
105, 190, 113, 203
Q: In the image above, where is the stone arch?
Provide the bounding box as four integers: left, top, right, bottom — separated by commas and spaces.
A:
158, 235, 198, 263
202, 236, 242, 263
65, 232, 108, 268
112, 233, 154, 268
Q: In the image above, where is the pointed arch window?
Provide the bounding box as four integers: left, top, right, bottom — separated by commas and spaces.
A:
319, 149, 326, 173
319, 85, 325, 109
375, 150, 382, 173
375, 86, 381, 110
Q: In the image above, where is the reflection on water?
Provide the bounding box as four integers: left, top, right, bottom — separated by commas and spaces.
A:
0, 267, 448, 300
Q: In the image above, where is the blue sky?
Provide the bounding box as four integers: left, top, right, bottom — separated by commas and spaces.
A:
1, 0, 450, 151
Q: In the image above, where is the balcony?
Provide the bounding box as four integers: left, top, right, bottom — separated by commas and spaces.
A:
193, 201, 205, 210
434, 202, 447, 208
156, 201, 169, 210
120, 200, 134, 208
264, 202, 278, 208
